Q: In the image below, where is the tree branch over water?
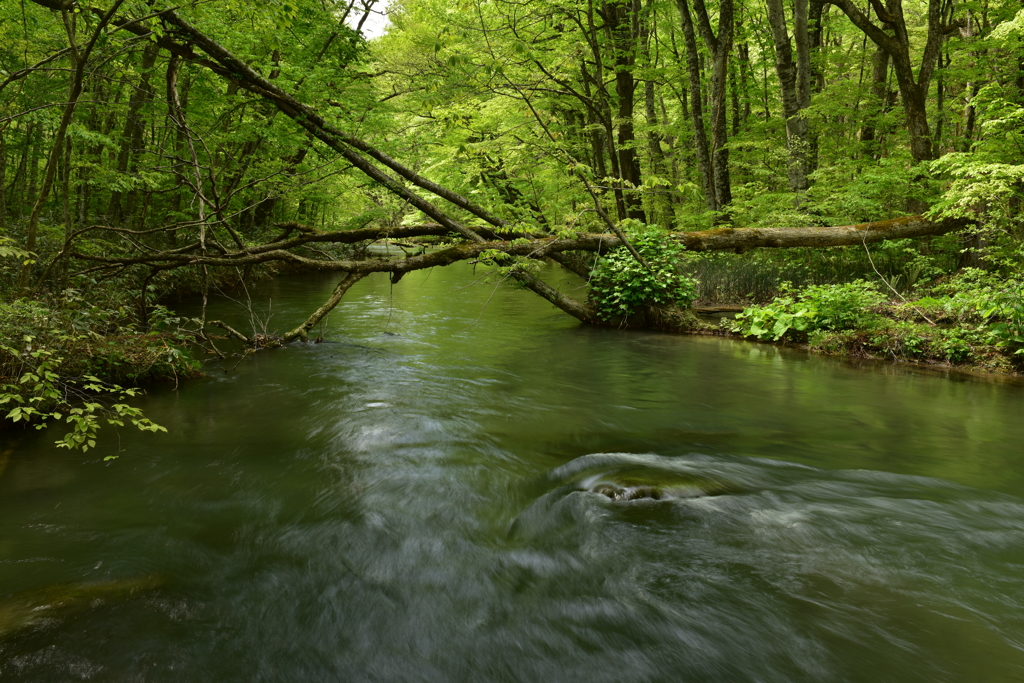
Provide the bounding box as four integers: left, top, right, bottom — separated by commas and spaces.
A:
69, 214, 971, 341
26, 0, 974, 342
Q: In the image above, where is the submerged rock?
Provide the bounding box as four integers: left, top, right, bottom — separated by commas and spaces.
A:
593, 483, 668, 501
0, 575, 163, 640
589, 476, 735, 502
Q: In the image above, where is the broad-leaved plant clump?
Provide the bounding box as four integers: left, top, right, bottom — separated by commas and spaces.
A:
588, 222, 698, 321
731, 280, 886, 341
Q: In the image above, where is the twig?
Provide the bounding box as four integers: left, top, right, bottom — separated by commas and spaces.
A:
861, 233, 936, 327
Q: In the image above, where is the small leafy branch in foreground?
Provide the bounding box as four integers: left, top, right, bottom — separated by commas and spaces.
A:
589, 221, 698, 320
0, 295, 193, 454
1, 337, 167, 454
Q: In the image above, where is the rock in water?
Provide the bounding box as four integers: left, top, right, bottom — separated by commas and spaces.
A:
0, 575, 164, 640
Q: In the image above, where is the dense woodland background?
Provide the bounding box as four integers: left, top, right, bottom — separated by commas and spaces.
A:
2, 0, 1024, 445
1, 0, 1021, 265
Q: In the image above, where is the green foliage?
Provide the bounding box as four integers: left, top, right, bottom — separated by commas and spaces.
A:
0, 297, 199, 452
903, 269, 1024, 353
588, 222, 698, 320
979, 284, 1024, 353
804, 157, 937, 225
0, 238, 35, 266
734, 269, 1024, 371
731, 280, 885, 341
929, 84, 1024, 272
1, 338, 166, 453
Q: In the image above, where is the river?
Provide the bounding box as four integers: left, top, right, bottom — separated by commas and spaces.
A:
2, 263, 1024, 681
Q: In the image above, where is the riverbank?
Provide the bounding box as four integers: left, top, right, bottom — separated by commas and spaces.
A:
0, 297, 201, 444
711, 271, 1024, 378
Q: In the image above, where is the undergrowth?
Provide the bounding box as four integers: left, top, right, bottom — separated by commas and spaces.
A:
727, 269, 1024, 373
0, 293, 201, 453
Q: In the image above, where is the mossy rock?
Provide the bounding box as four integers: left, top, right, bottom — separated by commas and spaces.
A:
0, 575, 164, 640
587, 469, 737, 501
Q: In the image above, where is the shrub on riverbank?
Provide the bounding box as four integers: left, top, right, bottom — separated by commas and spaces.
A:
0, 295, 201, 450
727, 271, 1024, 373
589, 222, 699, 320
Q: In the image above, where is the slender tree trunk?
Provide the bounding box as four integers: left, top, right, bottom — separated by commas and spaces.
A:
109, 42, 159, 224
26, 128, 40, 215
962, 81, 980, 151
932, 50, 946, 158
645, 80, 672, 225
738, 42, 751, 123
12, 123, 33, 219
766, 0, 811, 194
580, 66, 610, 181
0, 130, 6, 231
19, 1, 124, 291
730, 59, 740, 136
694, 0, 734, 211
607, 0, 645, 221
586, 0, 628, 219
859, 45, 890, 156
676, 0, 717, 212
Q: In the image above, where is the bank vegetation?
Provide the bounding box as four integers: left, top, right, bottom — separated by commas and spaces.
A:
2, 0, 1023, 446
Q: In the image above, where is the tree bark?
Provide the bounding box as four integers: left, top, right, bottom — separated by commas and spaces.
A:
825, 0, 955, 162
606, 0, 646, 221
694, 0, 734, 211
766, 0, 812, 194
859, 44, 891, 154
676, 0, 717, 212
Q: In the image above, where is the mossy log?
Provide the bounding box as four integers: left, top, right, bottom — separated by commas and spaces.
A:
672, 215, 970, 252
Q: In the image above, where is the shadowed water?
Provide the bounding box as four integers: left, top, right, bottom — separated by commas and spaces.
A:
2, 264, 1024, 681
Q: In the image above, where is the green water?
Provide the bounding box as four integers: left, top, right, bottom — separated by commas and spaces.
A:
2, 264, 1024, 681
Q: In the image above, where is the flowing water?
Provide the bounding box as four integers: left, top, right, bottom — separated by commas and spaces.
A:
2, 264, 1024, 682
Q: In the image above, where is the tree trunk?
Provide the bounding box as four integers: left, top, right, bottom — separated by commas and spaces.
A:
932, 50, 946, 159
20, 2, 126, 291
859, 45, 891, 156
766, 0, 811, 194
676, 0, 717, 212
108, 42, 159, 224
825, 0, 951, 162
694, 0, 734, 212
0, 130, 6, 231
607, 0, 646, 221
644, 80, 672, 226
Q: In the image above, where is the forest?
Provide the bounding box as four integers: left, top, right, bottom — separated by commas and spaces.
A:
1, 0, 1023, 446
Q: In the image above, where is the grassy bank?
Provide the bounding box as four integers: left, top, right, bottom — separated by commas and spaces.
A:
724, 271, 1024, 376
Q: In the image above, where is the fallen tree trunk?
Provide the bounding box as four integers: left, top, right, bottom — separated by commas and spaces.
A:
672, 215, 971, 251
69, 213, 971, 343
71, 215, 970, 272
